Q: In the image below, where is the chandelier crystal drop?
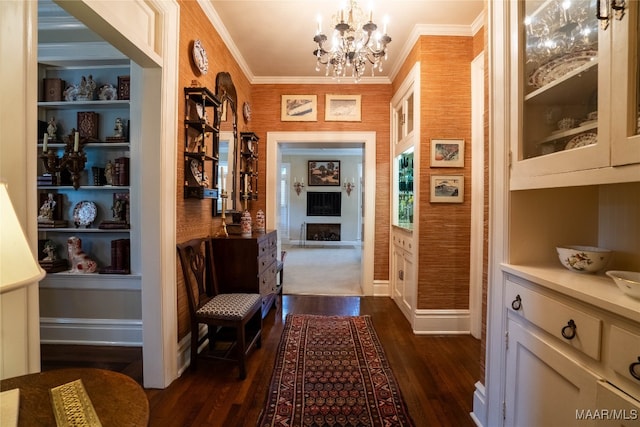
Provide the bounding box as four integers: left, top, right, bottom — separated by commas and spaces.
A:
313, 0, 391, 82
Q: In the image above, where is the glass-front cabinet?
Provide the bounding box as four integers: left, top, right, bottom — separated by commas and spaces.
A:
395, 148, 414, 229
512, 0, 640, 186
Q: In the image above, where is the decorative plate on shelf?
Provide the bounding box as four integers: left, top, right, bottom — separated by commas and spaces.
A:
73, 201, 97, 227
190, 159, 209, 186
529, 50, 597, 89
243, 102, 252, 123
565, 132, 597, 150
192, 39, 208, 75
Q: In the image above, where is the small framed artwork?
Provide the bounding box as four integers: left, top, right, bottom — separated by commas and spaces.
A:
431, 139, 464, 167
281, 95, 317, 121
430, 174, 464, 203
308, 160, 340, 186
325, 94, 361, 121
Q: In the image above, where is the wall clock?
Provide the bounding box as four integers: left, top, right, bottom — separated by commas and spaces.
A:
192, 39, 208, 75
243, 101, 252, 123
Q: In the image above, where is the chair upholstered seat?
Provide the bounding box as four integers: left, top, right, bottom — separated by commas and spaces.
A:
197, 293, 262, 321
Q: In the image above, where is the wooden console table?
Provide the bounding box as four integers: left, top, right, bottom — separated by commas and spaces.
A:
211, 230, 278, 318
1, 368, 149, 426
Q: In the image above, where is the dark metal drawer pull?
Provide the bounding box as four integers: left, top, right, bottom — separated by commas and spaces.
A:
630, 357, 640, 381
561, 319, 577, 340
511, 295, 522, 311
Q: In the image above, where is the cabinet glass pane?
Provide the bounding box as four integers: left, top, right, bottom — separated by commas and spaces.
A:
395, 148, 414, 229
522, 0, 598, 160
406, 93, 414, 135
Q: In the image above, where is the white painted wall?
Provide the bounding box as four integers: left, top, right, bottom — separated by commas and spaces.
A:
285, 154, 362, 243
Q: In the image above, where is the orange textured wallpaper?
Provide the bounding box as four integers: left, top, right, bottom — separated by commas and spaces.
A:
250, 84, 392, 281
176, 0, 252, 339
417, 35, 474, 310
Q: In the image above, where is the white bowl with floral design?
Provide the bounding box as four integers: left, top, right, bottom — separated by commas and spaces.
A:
606, 271, 640, 299
556, 245, 612, 274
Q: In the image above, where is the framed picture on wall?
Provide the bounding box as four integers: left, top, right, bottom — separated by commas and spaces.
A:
281, 95, 317, 121
430, 174, 464, 203
325, 94, 361, 121
430, 139, 464, 167
308, 160, 340, 186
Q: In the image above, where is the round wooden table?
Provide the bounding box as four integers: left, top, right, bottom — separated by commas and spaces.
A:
1, 368, 148, 426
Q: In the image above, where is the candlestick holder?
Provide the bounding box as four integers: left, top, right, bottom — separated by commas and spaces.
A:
216, 190, 229, 237
40, 131, 87, 190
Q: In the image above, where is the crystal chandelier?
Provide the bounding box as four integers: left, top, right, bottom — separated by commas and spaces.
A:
313, 0, 391, 82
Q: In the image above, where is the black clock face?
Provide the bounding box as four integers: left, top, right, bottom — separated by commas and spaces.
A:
243, 102, 251, 123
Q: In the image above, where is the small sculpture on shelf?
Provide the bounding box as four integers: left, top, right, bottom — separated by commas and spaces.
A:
47, 117, 58, 140
37, 193, 56, 222
37, 193, 67, 227
64, 75, 96, 101
67, 236, 97, 274
99, 193, 130, 230
106, 117, 127, 142
104, 160, 114, 185
39, 239, 68, 273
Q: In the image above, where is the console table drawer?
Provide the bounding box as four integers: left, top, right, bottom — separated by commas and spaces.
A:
506, 279, 602, 360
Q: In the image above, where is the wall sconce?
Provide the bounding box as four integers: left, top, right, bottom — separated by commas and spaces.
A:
293, 177, 305, 196
40, 131, 87, 190
343, 178, 356, 196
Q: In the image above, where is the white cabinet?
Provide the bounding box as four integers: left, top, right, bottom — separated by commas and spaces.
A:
391, 230, 415, 322
502, 275, 640, 427
510, 0, 640, 189
390, 63, 420, 324
505, 320, 599, 427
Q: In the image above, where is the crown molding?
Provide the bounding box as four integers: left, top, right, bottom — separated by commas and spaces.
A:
197, 0, 255, 83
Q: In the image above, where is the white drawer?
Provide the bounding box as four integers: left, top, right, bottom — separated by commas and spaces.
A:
607, 325, 640, 401
506, 279, 603, 360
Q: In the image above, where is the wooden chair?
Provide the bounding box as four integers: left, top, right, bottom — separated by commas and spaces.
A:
276, 250, 287, 290
177, 237, 262, 379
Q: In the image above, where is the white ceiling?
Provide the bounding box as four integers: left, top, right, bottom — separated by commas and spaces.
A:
38, 0, 485, 84
204, 0, 485, 84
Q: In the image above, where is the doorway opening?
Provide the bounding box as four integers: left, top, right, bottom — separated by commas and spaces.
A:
266, 132, 376, 296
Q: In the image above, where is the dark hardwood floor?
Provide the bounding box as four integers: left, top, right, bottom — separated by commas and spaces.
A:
42, 295, 481, 426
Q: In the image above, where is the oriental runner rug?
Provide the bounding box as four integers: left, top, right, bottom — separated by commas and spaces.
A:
258, 314, 415, 426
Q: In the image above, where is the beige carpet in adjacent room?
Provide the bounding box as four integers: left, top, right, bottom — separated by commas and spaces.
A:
281, 245, 363, 296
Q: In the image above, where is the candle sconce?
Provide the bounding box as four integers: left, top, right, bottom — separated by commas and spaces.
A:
40, 131, 87, 190
343, 178, 356, 196
293, 179, 305, 196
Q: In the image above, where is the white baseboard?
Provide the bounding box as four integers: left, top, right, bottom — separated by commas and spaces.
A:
373, 280, 390, 296
40, 317, 142, 346
413, 309, 470, 334
470, 381, 487, 427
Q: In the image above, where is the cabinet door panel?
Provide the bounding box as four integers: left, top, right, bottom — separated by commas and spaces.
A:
595, 381, 640, 427
611, 0, 640, 166
506, 320, 600, 427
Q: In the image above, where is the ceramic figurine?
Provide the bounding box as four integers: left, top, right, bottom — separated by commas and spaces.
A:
37, 193, 56, 222
42, 240, 58, 261
67, 236, 97, 273
241, 210, 252, 237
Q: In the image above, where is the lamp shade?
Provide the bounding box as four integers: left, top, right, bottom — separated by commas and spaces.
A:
0, 181, 45, 293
